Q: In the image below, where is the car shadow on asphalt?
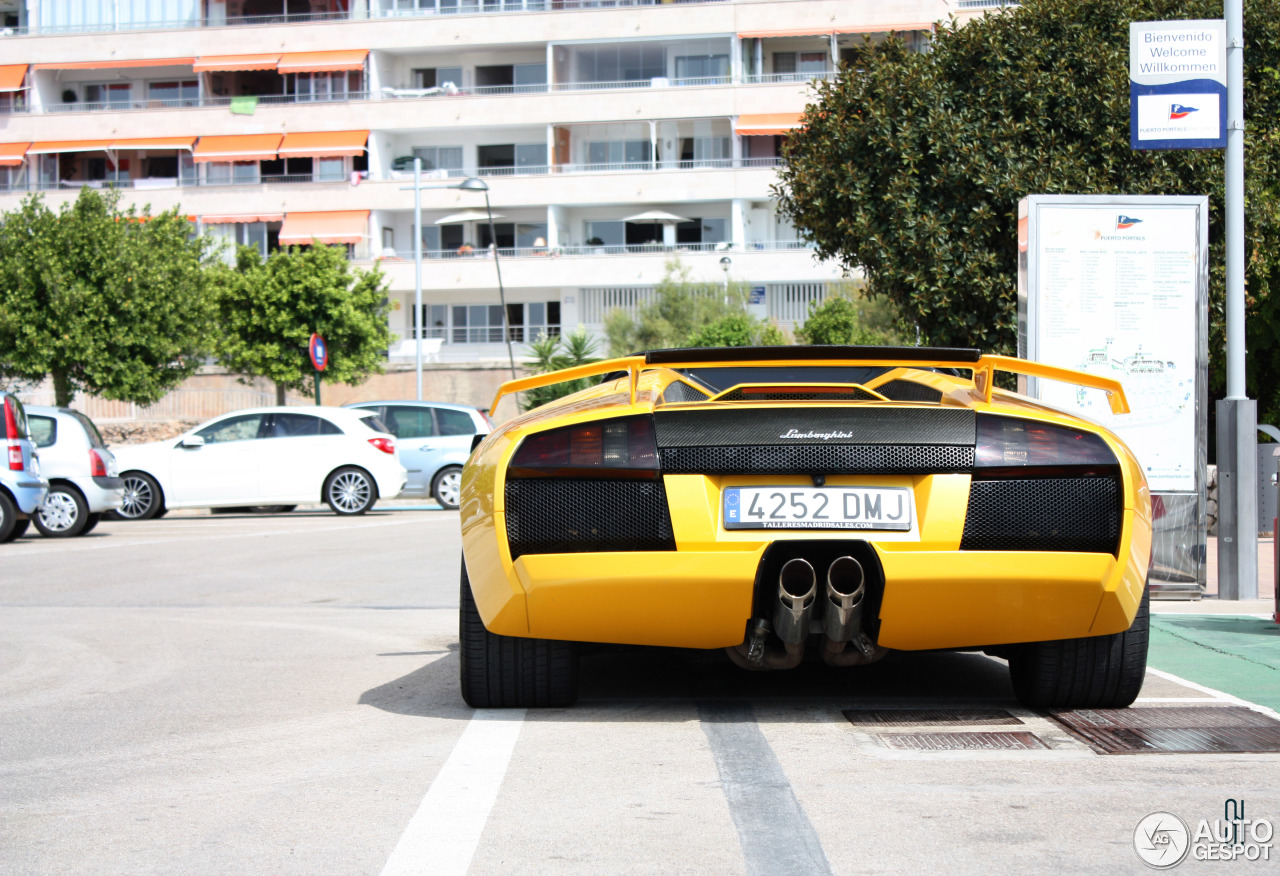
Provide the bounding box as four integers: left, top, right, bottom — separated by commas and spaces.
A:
357, 643, 1019, 719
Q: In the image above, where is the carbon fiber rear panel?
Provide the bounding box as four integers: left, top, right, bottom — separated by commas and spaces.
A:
505, 479, 676, 559
876, 380, 944, 404
960, 477, 1121, 553
660, 444, 974, 475
653, 408, 975, 447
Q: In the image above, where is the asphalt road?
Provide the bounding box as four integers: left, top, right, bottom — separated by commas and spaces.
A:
2, 508, 1277, 875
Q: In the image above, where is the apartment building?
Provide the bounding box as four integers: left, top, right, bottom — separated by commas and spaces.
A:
0, 0, 998, 363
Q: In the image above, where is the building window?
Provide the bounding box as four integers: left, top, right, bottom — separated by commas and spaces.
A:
435, 302, 560, 344
673, 54, 729, 80
585, 140, 651, 169
205, 162, 260, 185
147, 80, 199, 107
317, 157, 345, 182
411, 146, 464, 176
414, 67, 464, 90
83, 82, 132, 109
287, 71, 361, 102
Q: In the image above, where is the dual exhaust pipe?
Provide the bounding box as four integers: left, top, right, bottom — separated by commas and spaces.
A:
729, 555, 887, 670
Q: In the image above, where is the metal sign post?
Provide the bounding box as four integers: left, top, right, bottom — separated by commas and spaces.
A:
309, 332, 328, 406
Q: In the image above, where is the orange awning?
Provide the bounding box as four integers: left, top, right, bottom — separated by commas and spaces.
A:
0, 65, 28, 92
738, 28, 835, 39
278, 210, 370, 245
31, 57, 195, 71
200, 213, 285, 224
193, 54, 281, 72
193, 134, 283, 163
28, 139, 114, 154
834, 23, 934, 34
735, 113, 805, 136
110, 136, 196, 150
276, 50, 368, 73
277, 130, 368, 158
0, 143, 31, 166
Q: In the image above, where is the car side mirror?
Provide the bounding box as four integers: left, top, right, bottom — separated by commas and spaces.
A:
180, 435, 205, 448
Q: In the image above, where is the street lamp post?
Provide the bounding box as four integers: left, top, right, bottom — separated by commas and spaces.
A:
454, 177, 517, 381
401, 174, 519, 401
719, 255, 732, 305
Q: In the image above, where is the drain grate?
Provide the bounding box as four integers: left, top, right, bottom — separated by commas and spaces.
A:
878, 731, 1047, 751
843, 708, 1022, 727
1050, 707, 1280, 754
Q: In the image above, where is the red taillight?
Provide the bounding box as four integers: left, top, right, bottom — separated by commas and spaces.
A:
510, 416, 659, 478
974, 415, 1117, 473
7, 444, 21, 471
369, 436, 396, 455
88, 448, 108, 477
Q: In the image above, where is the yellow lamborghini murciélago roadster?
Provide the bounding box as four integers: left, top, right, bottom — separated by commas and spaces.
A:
458, 346, 1151, 710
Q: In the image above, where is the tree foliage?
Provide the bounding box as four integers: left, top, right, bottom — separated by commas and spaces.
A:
776, 0, 1280, 422
686, 312, 787, 348
0, 189, 217, 406
605, 259, 784, 354
521, 327, 601, 411
797, 284, 907, 346
214, 244, 392, 402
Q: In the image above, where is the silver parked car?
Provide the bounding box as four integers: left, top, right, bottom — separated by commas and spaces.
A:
25, 406, 124, 537
1, 392, 49, 543
343, 401, 490, 509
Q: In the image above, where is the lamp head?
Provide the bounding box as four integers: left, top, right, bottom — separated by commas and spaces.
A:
719, 256, 732, 272
454, 177, 489, 192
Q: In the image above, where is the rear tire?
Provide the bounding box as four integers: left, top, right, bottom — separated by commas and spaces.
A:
1009, 585, 1149, 709
117, 472, 165, 520
459, 561, 578, 708
80, 513, 102, 535
0, 492, 18, 542
324, 467, 376, 515
34, 485, 90, 537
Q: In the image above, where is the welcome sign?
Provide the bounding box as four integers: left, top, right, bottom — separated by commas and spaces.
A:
1130, 20, 1227, 150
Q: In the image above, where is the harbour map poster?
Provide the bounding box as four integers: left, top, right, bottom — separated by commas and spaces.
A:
1018, 196, 1208, 493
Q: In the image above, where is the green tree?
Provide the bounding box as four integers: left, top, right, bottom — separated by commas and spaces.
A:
521, 327, 601, 411
0, 188, 217, 406
604, 259, 757, 355
685, 312, 787, 348
775, 0, 1280, 423
797, 285, 907, 346
214, 243, 392, 403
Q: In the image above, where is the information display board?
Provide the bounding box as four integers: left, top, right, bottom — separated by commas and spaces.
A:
1018, 195, 1209, 591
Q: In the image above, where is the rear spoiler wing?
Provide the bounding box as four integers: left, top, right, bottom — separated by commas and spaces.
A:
491, 351, 1130, 416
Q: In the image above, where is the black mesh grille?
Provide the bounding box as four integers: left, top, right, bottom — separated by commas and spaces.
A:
505, 479, 675, 558
960, 477, 1121, 554
715, 388, 882, 402
661, 381, 709, 404
876, 380, 944, 404
660, 443, 974, 474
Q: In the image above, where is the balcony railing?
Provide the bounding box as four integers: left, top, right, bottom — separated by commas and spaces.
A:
31, 91, 371, 115
373, 240, 810, 261
0, 157, 784, 197
744, 71, 837, 85
13, 0, 727, 37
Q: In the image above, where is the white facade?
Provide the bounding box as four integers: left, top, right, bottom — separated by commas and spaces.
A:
0, 0, 1002, 362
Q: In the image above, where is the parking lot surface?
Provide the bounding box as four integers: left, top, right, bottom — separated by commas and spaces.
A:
2, 509, 1278, 874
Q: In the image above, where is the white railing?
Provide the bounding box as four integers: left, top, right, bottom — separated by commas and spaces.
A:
17, 388, 275, 422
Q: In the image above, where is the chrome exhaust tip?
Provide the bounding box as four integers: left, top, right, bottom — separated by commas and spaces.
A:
822, 555, 865, 644
773, 558, 817, 644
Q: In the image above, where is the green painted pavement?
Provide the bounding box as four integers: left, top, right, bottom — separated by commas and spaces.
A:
1148, 615, 1280, 711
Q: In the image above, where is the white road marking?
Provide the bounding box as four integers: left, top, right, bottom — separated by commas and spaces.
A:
381, 709, 525, 876
9, 515, 425, 556
1145, 667, 1280, 721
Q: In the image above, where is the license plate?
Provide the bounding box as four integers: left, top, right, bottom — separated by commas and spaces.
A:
722, 486, 913, 531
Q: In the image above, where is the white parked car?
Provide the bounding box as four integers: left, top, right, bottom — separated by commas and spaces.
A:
111, 407, 407, 519
25, 406, 123, 537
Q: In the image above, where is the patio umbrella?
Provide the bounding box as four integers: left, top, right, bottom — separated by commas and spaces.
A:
621, 210, 691, 224
435, 209, 506, 224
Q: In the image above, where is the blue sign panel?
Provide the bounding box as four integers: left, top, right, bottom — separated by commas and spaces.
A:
1130, 21, 1226, 151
